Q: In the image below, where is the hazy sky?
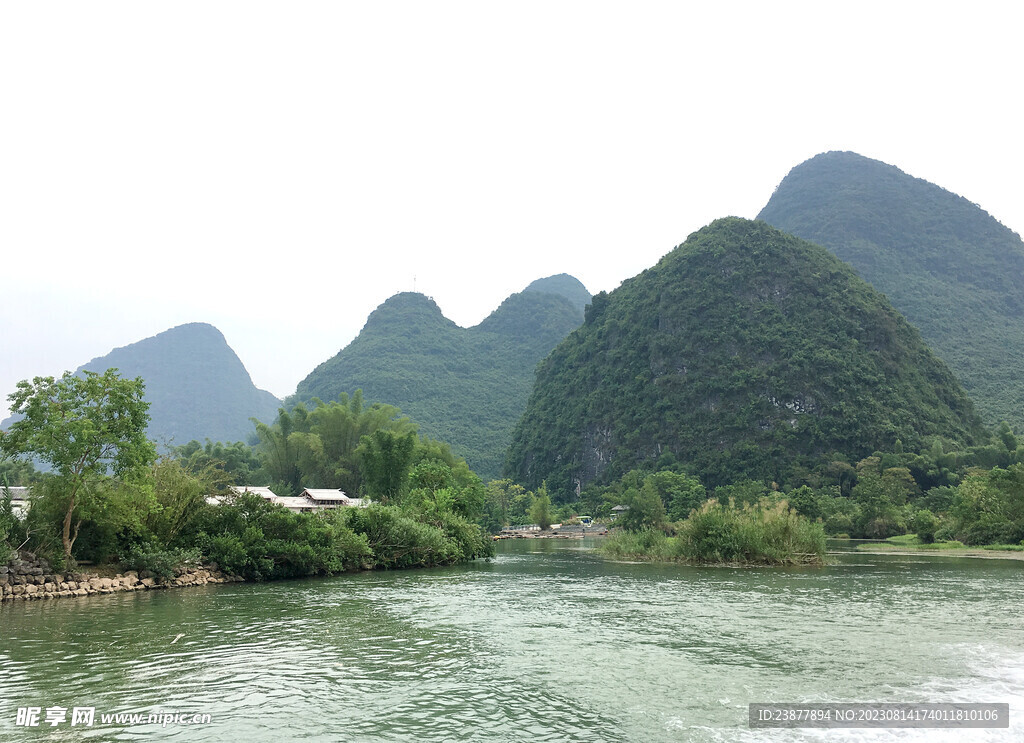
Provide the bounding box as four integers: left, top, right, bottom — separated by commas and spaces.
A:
3, 2, 1022, 419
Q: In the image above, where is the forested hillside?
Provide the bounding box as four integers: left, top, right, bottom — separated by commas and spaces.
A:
506, 218, 986, 498
759, 151, 1024, 432
292, 276, 591, 479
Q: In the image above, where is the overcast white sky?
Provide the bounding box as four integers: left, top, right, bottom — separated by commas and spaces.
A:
2, 2, 1022, 419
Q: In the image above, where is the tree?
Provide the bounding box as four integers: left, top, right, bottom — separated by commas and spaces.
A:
173, 439, 260, 488
0, 370, 157, 564
617, 482, 667, 532
251, 392, 418, 496
529, 483, 553, 530
642, 470, 706, 522
910, 509, 939, 543
1, 486, 17, 554
358, 429, 416, 501
252, 408, 303, 495
851, 462, 909, 539
144, 457, 228, 546
0, 458, 36, 488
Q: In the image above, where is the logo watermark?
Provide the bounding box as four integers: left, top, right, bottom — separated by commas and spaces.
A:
15, 706, 211, 728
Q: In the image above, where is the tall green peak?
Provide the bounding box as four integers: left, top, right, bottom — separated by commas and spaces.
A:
75, 322, 280, 446
362, 292, 458, 334
473, 290, 582, 348
292, 277, 590, 479
758, 151, 1024, 431
505, 217, 986, 498
523, 273, 593, 315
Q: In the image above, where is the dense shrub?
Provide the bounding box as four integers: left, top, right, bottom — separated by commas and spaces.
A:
676, 499, 826, 565
910, 509, 939, 543
947, 465, 1024, 545
601, 499, 825, 565
0, 490, 17, 556
600, 528, 676, 560
121, 541, 202, 580
191, 494, 373, 581
341, 504, 493, 569
823, 513, 854, 537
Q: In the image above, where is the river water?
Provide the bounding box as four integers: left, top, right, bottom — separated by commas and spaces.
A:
1, 540, 1022, 742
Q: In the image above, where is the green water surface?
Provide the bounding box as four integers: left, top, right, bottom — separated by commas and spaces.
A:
1, 540, 1021, 742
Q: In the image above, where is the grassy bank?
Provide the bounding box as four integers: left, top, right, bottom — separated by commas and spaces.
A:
853, 534, 1024, 558
601, 499, 826, 566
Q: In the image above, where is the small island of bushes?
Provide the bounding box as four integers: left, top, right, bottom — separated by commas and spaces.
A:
600, 498, 827, 566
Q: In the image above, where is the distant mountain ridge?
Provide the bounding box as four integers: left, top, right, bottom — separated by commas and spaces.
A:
72, 323, 280, 446
506, 218, 985, 497
292, 275, 592, 479
758, 151, 1024, 432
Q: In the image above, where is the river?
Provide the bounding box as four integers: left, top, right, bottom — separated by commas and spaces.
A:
1, 539, 1022, 742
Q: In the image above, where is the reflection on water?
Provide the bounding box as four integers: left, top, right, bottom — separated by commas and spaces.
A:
1, 540, 1021, 741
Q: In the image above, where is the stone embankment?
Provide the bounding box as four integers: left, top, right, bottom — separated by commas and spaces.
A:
0, 552, 243, 602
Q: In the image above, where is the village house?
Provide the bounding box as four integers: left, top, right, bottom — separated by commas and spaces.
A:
207, 486, 368, 514
299, 488, 367, 509
3, 486, 30, 518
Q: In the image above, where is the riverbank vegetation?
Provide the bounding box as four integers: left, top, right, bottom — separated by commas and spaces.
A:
854, 533, 1024, 556
555, 428, 1024, 554
0, 374, 493, 579
601, 499, 826, 566
4, 369, 1023, 577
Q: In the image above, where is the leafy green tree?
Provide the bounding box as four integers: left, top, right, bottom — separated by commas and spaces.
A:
144, 458, 226, 546
409, 460, 455, 494
617, 482, 667, 532
0, 370, 157, 564
996, 422, 1018, 455
252, 408, 302, 495
252, 392, 418, 496
1, 487, 17, 554
406, 459, 484, 521
948, 464, 1024, 545
641, 471, 706, 521
173, 440, 260, 487
68, 477, 158, 564
0, 458, 36, 488
529, 483, 553, 529
823, 460, 858, 498
910, 509, 939, 543
307, 391, 415, 492
851, 459, 909, 538
784, 485, 823, 521
358, 429, 417, 501
482, 479, 536, 531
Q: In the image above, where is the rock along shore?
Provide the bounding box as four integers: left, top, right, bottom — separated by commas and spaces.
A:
0, 552, 244, 603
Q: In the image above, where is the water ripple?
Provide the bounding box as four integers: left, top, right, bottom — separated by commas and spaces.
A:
2, 548, 1022, 741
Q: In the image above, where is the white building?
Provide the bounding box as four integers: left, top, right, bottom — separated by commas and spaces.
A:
3, 486, 30, 518
208, 486, 368, 513
299, 489, 363, 508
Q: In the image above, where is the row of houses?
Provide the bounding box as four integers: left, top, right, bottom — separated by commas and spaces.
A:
4, 485, 366, 518
209, 486, 369, 514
